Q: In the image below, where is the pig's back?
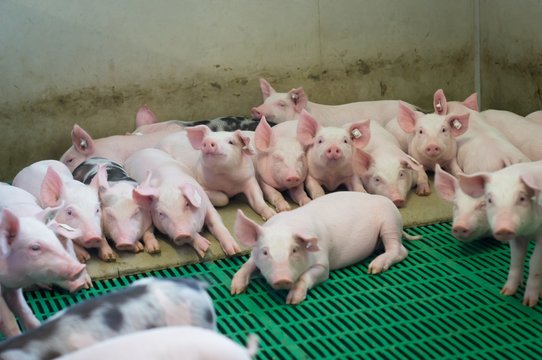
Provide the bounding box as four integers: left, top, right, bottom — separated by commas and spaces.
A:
0, 183, 42, 217
12, 160, 73, 199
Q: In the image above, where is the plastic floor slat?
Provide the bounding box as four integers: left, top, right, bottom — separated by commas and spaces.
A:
0, 221, 540, 358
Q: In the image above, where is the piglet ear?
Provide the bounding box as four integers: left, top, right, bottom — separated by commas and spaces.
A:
132, 189, 154, 210
294, 233, 320, 252
181, 183, 203, 208
463, 93, 479, 111
72, 124, 95, 155
186, 125, 210, 150
352, 148, 373, 175
434, 164, 457, 202
254, 116, 274, 152
41, 167, 64, 207
433, 89, 448, 115
234, 130, 255, 155
1, 209, 20, 246
95, 164, 110, 195
289, 87, 308, 113
234, 209, 262, 247
400, 154, 422, 171
458, 173, 489, 198
47, 221, 83, 240
447, 113, 470, 137
297, 110, 320, 147
259, 78, 275, 99
520, 173, 541, 201
397, 102, 419, 133
348, 119, 371, 150
136, 105, 158, 128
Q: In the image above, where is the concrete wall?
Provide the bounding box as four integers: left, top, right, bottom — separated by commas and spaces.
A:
480, 0, 542, 114
0, 0, 476, 181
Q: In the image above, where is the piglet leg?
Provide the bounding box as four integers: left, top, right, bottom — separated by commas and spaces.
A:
206, 190, 230, 207
0, 292, 21, 337
143, 228, 161, 254
523, 235, 542, 307
501, 237, 528, 296
205, 207, 240, 255
74, 243, 91, 263
415, 167, 431, 195
244, 178, 276, 220
345, 175, 366, 193
286, 264, 329, 305
288, 185, 311, 207
368, 226, 408, 274
2, 288, 40, 332
260, 181, 290, 212
98, 238, 117, 262
305, 175, 325, 199
231, 255, 257, 295
191, 233, 211, 258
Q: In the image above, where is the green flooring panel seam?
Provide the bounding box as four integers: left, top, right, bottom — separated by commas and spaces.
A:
3, 221, 542, 359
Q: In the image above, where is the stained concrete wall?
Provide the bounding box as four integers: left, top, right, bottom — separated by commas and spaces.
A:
0, 0, 476, 181
480, 0, 542, 114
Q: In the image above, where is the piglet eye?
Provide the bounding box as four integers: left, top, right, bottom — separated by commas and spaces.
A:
228, 140, 234, 145
343, 139, 348, 144
318, 139, 323, 144
66, 208, 73, 216
441, 128, 447, 133
30, 244, 41, 252
262, 249, 269, 256
292, 248, 297, 254
185, 201, 190, 208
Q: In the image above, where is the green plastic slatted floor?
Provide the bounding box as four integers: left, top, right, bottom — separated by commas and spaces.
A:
14, 222, 542, 358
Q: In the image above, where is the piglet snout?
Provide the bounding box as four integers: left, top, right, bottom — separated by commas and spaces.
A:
82, 236, 102, 248
494, 227, 515, 240
425, 144, 440, 157
115, 241, 138, 252
392, 198, 405, 208
251, 107, 262, 119
202, 140, 219, 155
70, 263, 86, 280
174, 232, 192, 246
452, 225, 471, 240
272, 278, 293, 290
326, 145, 342, 160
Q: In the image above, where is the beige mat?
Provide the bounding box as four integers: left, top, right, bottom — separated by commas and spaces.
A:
86, 178, 452, 280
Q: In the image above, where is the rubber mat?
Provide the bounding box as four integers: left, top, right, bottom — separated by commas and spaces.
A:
10, 222, 542, 359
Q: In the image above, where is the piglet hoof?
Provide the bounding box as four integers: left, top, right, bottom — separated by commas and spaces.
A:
193, 234, 211, 258
75, 247, 91, 263
143, 232, 161, 254
275, 201, 291, 212
286, 282, 308, 305
367, 257, 390, 274
298, 196, 311, 207
522, 292, 539, 307
261, 207, 277, 221
134, 242, 145, 253
416, 183, 431, 196
98, 246, 117, 262
500, 281, 519, 296
223, 241, 242, 256
230, 274, 248, 295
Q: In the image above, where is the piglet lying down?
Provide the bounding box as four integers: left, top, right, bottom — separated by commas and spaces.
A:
231, 192, 419, 304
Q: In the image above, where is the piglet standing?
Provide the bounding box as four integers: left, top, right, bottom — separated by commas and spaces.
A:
434, 165, 490, 242
72, 158, 159, 254
125, 148, 240, 257
253, 116, 311, 212
158, 126, 276, 220
459, 160, 542, 306
296, 111, 370, 198
57, 326, 258, 360
12, 160, 114, 262
0, 278, 217, 359
0, 203, 86, 337
231, 192, 417, 304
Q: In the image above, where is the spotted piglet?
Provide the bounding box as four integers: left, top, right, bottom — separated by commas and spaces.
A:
231, 192, 418, 304
0, 278, 216, 359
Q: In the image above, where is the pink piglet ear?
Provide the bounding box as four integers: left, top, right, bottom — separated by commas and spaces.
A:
289, 87, 308, 113
48, 221, 83, 240
95, 164, 110, 194
233, 209, 262, 247
296, 110, 320, 147
397, 101, 419, 133
349, 119, 371, 150
254, 116, 274, 152
294, 233, 320, 252
136, 105, 158, 127
352, 148, 373, 175
259, 78, 276, 99
181, 183, 203, 208
463, 93, 479, 111
234, 130, 255, 155
520, 173, 542, 201
434, 164, 457, 202
41, 167, 64, 208
71, 124, 95, 155
447, 113, 470, 137
1, 209, 20, 246
433, 89, 448, 115
458, 173, 489, 198
186, 125, 210, 150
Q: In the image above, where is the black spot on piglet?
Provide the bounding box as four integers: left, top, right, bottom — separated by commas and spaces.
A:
104, 307, 124, 332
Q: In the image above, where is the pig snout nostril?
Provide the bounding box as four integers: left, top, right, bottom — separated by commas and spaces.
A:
251, 108, 262, 119
392, 199, 405, 208
452, 226, 470, 237
273, 279, 293, 289
495, 228, 515, 237
286, 176, 300, 183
